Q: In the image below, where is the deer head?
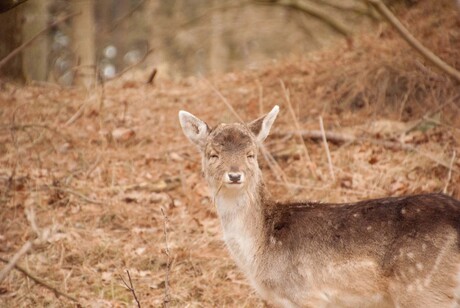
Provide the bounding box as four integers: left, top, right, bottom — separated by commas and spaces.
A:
178, 106, 279, 198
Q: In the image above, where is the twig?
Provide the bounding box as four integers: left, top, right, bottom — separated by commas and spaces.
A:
0, 12, 80, 70
120, 270, 141, 308
203, 78, 290, 184
0, 256, 79, 303
108, 49, 153, 81
273, 129, 459, 171
443, 150, 456, 194
146, 68, 157, 85
367, 0, 460, 83
106, 0, 147, 34
63, 102, 86, 127
180, 1, 251, 28
161, 208, 171, 308
37, 186, 104, 205
0, 241, 33, 282
256, 80, 264, 116
3, 123, 71, 143
309, 0, 375, 17
280, 80, 317, 178
319, 116, 335, 181
254, 0, 352, 39
402, 95, 460, 134
0, 0, 28, 13
0, 200, 51, 282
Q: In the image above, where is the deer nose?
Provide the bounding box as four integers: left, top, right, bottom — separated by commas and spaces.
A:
228, 172, 242, 183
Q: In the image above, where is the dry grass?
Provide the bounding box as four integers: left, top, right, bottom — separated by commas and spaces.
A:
1, 1, 460, 306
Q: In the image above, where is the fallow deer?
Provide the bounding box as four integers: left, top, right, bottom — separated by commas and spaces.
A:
178, 105, 460, 307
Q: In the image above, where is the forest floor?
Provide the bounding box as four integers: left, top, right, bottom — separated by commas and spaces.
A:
1, 1, 460, 307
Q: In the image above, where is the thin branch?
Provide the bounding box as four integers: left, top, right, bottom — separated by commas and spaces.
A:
108, 49, 153, 81
0, 12, 80, 70
180, 1, 251, 28
106, 0, 148, 34
254, 0, 352, 38
0, 241, 33, 282
402, 95, 460, 134
0, 256, 79, 303
0, 0, 28, 13
120, 270, 141, 308
48, 186, 104, 205
273, 129, 459, 171
443, 150, 456, 194
319, 116, 335, 181
366, 0, 460, 83
146, 68, 157, 85
161, 208, 171, 308
309, 0, 375, 18
280, 80, 317, 178
0, 204, 53, 282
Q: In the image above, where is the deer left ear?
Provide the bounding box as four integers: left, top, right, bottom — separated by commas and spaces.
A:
248, 105, 279, 143
178, 110, 210, 150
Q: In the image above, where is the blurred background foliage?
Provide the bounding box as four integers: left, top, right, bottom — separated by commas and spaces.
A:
0, 0, 418, 86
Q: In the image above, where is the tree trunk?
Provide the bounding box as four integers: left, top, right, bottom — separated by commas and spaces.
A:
209, 0, 227, 74
22, 0, 50, 82
72, 0, 96, 87
0, 6, 25, 81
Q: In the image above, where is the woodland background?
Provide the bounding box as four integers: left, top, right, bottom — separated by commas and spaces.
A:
0, 0, 459, 306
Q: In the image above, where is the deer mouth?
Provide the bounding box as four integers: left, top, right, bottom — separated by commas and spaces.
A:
225, 181, 244, 187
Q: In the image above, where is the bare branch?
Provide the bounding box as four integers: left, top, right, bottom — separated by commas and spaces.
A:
366, 0, 460, 83
108, 49, 153, 81
254, 0, 352, 39
280, 80, 317, 178
0, 0, 28, 13
161, 208, 171, 307
120, 270, 141, 308
0, 241, 33, 282
443, 150, 456, 194
273, 129, 459, 171
106, 0, 148, 34
146, 68, 157, 85
319, 116, 335, 181
0, 256, 79, 303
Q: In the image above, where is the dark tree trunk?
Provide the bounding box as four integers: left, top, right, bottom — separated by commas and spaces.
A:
0, 6, 25, 81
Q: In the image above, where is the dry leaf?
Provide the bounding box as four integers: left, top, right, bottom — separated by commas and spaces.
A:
112, 128, 135, 142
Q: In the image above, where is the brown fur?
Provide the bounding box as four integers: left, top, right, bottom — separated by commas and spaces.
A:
179, 107, 460, 307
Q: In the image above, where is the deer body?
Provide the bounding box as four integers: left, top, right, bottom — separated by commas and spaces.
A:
179, 106, 460, 307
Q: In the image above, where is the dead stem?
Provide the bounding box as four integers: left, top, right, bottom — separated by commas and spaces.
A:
0, 256, 79, 303
280, 79, 317, 178
319, 116, 335, 181
0, 241, 33, 283
120, 270, 141, 308
443, 150, 457, 194
161, 207, 171, 307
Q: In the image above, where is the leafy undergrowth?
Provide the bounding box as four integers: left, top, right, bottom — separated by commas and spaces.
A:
1, 1, 459, 307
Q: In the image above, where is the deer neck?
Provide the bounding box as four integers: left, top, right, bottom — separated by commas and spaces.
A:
213, 183, 266, 272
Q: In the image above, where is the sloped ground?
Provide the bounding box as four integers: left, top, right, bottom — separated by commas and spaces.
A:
1, 1, 459, 307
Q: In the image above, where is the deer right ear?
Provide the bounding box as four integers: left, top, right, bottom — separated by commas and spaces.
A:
248, 105, 279, 143
178, 110, 210, 150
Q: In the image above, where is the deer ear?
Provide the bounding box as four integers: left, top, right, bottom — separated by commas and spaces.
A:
248, 105, 279, 143
178, 110, 210, 150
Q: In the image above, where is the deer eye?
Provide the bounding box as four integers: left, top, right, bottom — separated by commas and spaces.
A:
247, 153, 255, 159
209, 153, 219, 159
